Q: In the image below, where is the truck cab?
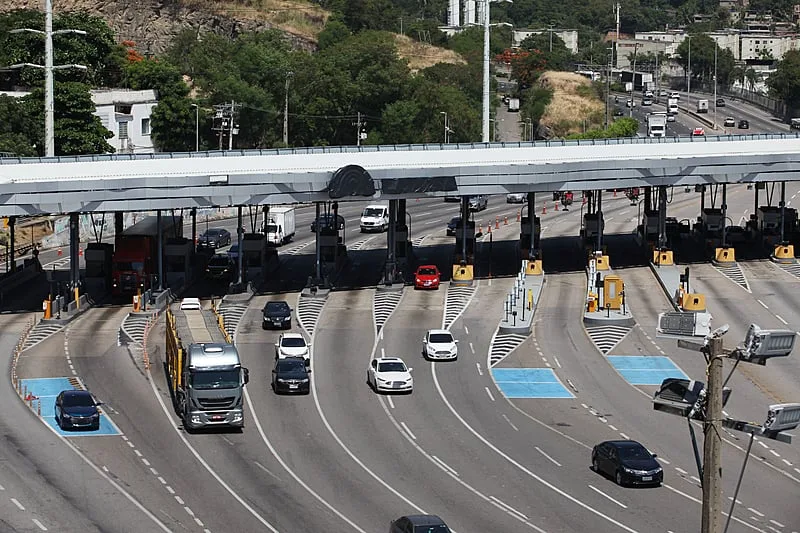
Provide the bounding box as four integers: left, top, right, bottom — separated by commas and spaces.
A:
696, 99, 709, 113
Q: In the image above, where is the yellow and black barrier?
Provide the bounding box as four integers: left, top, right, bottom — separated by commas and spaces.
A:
653, 249, 673, 266
773, 244, 795, 263
714, 247, 735, 263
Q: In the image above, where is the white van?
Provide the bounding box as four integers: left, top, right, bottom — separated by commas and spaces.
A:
360, 205, 389, 232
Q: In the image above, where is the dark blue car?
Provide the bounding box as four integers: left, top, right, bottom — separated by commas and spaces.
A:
55, 390, 101, 431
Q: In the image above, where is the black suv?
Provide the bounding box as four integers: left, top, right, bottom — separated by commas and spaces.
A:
198, 228, 231, 249
310, 213, 345, 232
389, 515, 450, 533
446, 216, 461, 236
262, 300, 292, 330
205, 254, 234, 280
271, 358, 311, 394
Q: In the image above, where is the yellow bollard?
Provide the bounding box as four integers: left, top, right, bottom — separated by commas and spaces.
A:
527, 289, 533, 311
74, 286, 80, 309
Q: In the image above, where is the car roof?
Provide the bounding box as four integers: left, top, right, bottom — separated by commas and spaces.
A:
403, 514, 447, 525
417, 264, 438, 269
602, 439, 645, 448
61, 389, 92, 397
265, 300, 289, 307
281, 332, 304, 340
427, 329, 451, 335
376, 356, 405, 363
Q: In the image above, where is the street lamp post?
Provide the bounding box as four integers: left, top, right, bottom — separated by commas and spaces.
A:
687, 35, 692, 102
482, 0, 491, 142
440, 111, 449, 143
548, 23, 554, 53
713, 44, 718, 131
190, 103, 199, 151
8, 0, 86, 157
283, 71, 293, 146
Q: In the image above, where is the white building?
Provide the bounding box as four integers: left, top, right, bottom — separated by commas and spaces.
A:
512, 29, 579, 54
0, 88, 157, 154
740, 33, 800, 61
616, 39, 671, 69
92, 89, 157, 154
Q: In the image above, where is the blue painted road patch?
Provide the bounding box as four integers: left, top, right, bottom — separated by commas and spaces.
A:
606, 356, 688, 386
19, 377, 121, 436
492, 368, 574, 399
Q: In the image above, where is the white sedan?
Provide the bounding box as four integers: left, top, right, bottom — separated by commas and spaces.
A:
366, 357, 413, 393
179, 297, 202, 311
422, 329, 459, 361
275, 333, 310, 362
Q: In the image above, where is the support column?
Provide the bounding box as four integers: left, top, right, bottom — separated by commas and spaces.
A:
460, 197, 470, 261
314, 202, 322, 283
69, 213, 80, 289
191, 208, 197, 246
385, 200, 398, 284
8, 216, 15, 272
156, 211, 164, 291
596, 191, 603, 252
114, 212, 123, 236
236, 206, 244, 286
780, 181, 786, 243
721, 184, 728, 248
700, 185, 706, 213
754, 184, 759, 219
527, 192, 537, 255
644, 187, 652, 213
396, 199, 407, 259
658, 185, 668, 249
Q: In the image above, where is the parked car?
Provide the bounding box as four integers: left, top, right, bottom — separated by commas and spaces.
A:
197, 228, 231, 249
738, 119, 750, 129
468, 195, 488, 211
446, 216, 461, 236
591, 440, 663, 486
422, 329, 458, 361
179, 297, 202, 311
55, 390, 101, 431
692, 127, 706, 136
275, 332, 310, 363
723, 117, 735, 128
389, 515, 451, 533
613, 107, 624, 117
310, 213, 345, 232
506, 193, 526, 204
271, 358, 311, 394
262, 300, 292, 330
205, 254, 234, 280
366, 357, 413, 393
414, 265, 441, 290
716, 98, 726, 107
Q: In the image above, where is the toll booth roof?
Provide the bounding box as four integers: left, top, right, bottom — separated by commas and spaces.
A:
187, 343, 240, 368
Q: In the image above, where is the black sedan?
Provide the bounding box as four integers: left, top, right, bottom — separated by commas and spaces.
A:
205, 254, 234, 280
271, 358, 311, 394
310, 213, 345, 232
446, 216, 460, 236
263, 300, 292, 330
55, 390, 101, 431
198, 228, 232, 249
591, 440, 663, 486
738, 119, 749, 129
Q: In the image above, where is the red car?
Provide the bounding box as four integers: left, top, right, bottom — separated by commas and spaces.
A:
414, 265, 441, 290
692, 127, 705, 136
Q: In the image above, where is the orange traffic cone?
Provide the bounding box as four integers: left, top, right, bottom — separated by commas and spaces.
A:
495, 217, 500, 229
57, 247, 63, 256
504, 215, 509, 226
79, 248, 83, 257
487, 224, 492, 233
613, 189, 617, 197
554, 202, 559, 211
542, 203, 547, 214
516, 210, 521, 222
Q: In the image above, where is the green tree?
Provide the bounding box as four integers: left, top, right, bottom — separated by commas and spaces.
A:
519, 32, 572, 71
0, 94, 38, 156
768, 49, 800, 109
317, 18, 352, 50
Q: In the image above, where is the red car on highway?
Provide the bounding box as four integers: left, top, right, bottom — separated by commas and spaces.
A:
414, 265, 441, 290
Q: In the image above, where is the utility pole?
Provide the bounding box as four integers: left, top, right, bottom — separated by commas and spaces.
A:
629, 43, 639, 118
702, 336, 724, 533
713, 44, 718, 130
283, 71, 293, 145
482, 0, 491, 142
228, 100, 235, 150
614, 2, 621, 69
687, 35, 692, 102
212, 102, 239, 150
354, 112, 365, 146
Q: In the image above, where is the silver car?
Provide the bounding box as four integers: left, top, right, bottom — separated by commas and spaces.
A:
506, 193, 526, 204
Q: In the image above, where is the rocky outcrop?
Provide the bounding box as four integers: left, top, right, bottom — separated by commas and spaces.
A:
2, 0, 320, 54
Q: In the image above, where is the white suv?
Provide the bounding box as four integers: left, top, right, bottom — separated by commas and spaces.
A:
275, 333, 310, 363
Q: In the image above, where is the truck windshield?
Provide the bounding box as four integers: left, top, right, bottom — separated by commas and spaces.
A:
115, 261, 144, 272
264, 224, 278, 233
363, 208, 384, 217
191, 369, 240, 390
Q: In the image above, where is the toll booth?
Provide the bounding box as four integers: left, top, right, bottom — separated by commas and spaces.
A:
453, 219, 475, 264
165, 237, 193, 289
241, 233, 268, 280
640, 209, 659, 243
603, 274, 624, 310
84, 242, 113, 296
694, 208, 724, 247
750, 206, 798, 246
519, 215, 541, 257
582, 213, 604, 243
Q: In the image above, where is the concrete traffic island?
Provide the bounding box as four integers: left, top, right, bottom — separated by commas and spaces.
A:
583, 253, 635, 327
498, 259, 544, 335
649, 249, 706, 313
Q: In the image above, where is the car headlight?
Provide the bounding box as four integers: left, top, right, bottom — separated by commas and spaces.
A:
277, 379, 288, 383
623, 467, 635, 473
91, 413, 99, 418
62, 412, 72, 419
232, 412, 243, 422
191, 415, 201, 424
282, 317, 290, 321
377, 377, 389, 383
300, 378, 310, 383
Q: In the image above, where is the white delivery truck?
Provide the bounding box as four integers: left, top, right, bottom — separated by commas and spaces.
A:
264, 206, 296, 246
508, 98, 520, 112
647, 113, 667, 137
696, 99, 709, 113
360, 204, 389, 232
668, 97, 679, 116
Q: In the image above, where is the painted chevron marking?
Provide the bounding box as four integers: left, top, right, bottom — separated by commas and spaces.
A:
713, 263, 751, 293
585, 325, 632, 355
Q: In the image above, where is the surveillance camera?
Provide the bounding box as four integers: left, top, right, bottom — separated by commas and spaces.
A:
707, 324, 730, 339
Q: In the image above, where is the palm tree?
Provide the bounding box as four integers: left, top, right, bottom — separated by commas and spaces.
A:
744, 67, 760, 93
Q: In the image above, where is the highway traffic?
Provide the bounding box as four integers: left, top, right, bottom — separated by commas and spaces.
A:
1, 102, 799, 533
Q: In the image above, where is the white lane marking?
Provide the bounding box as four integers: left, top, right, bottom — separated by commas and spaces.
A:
157, 476, 166, 485
380, 347, 385, 358
184, 506, 194, 516
386, 396, 395, 409
32, 518, 47, 531
502, 414, 519, 431
534, 446, 562, 467
431, 368, 641, 533
758, 441, 769, 449
464, 326, 470, 335
476, 362, 483, 376
11, 498, 25, 510
175, 495, 185, 505
489, 496, 528, 520
758, 300, 769, 309
659, 458, 671, 465
134, 449, 143, 457
608, 425, 617, 431
400, 422, 417, 441
149, 467, 158, 476
253, 461, 282, 482
147, 360, 279, 531
485, 387, 495, 401
553, 356, 562, 368
588, 485, 627, 509
770, 450, 780, 457
776, 315, 788, 325
676, 467, 688, 475
690, 476, 701, 484
749, 508, 765, 517
0, 483, 4, 490
166, 486, 175, 495
770, 520, 785, 528
782, 459, 792, 466
469, 342, 475, 354
662, 483, 766, 532
431, 456, 459, 477
141, 458, 150, 467
619, 432, 629, 440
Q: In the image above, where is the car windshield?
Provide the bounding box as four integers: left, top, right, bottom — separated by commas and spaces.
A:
278, 359, 306, 372
265, 302, 289, 314
449, 217, 460, 225
209, 256, 230, 267
618, 445, 652, 460
363, 208, 384, 217
413, 526, 450, 533
62, 393, 94, 407
418, 267, 437, 275
204, 229, 223, 237
281, 337, 306, 348
430, 333, 453, 343
191, 369, 240, 390
378, 362, 407, 372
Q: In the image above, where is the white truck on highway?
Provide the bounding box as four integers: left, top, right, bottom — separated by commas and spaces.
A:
264, 206, 296, 246
696, 99, 709, 113
508, 98, 520, 112
647, 113, 667, 137
667, 97, 679, 119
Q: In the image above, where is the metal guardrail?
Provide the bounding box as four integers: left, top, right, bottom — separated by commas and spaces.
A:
211, 299, 233, 344
165, 310, 183, 392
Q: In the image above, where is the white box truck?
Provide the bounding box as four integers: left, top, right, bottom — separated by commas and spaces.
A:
696, 99, 709, 113
508, 98, 520, 112
264, 206, 296, 246
647, 113, 667, 137
668, 97, 679, 115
